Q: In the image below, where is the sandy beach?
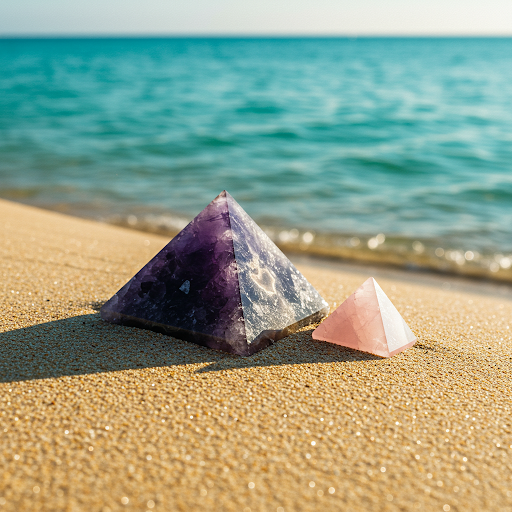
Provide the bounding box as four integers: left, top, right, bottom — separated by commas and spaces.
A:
1, 198, 512, 512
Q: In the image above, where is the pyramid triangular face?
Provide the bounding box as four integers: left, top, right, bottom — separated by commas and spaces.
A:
101, 191, 248, 354
226, 193, 329, 346
312, 278, 416, 357
101, 191, 329, 356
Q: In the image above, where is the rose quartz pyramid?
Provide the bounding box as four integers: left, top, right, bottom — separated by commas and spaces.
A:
312, 277, 416, 357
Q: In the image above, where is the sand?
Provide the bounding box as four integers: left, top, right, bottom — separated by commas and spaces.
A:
1, 198, 511, 512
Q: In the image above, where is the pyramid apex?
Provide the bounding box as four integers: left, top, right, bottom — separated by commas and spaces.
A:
215, 190, 236, 203
359, 276, 377, 291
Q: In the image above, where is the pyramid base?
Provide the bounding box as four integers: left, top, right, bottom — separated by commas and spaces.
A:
387, 339, 417, 358
347, 338, 417, 358
101, 306, 329, 357
312, 336, 417, 358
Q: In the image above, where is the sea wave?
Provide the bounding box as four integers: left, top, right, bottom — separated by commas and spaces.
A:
104, 209, 512, 284
2, 37, 512, 280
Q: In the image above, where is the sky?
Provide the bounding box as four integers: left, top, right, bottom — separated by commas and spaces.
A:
1, 0, 512, 36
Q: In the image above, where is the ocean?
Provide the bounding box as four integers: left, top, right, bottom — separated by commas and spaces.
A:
1, 37, 512, 281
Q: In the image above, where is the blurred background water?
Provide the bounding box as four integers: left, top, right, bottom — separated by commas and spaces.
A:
1, 37, 512, 280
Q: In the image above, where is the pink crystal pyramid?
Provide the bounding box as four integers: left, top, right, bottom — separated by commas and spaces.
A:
312, 277, 416, 357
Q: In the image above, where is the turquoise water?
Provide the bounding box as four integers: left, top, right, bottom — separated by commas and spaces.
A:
1, 37, 512, 279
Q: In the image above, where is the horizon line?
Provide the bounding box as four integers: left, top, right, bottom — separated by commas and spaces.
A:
1, 33, 512, 39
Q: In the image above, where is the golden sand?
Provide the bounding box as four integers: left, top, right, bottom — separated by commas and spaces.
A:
1, 198, 511, 512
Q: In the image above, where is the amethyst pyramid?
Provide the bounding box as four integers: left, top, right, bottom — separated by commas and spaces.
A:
101, 191, 329, 356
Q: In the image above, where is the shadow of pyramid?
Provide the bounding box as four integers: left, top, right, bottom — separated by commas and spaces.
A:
0, 315, 381, 383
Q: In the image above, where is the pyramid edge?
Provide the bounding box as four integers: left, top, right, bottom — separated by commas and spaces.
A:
372, 278, 416, 354
223, 190, 250, 346
387, 338, 417, 357
251, 305, 330, 355
100, 310, 252, 357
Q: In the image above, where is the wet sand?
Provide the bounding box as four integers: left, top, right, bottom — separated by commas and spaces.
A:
1, 198, 511, 512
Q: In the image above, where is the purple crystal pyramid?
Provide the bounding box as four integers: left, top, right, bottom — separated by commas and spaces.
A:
101, 191, 329, 356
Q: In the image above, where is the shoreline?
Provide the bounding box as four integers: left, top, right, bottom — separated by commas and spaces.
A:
289, 253, 512, 301
1, 198, 512, 511
6, 196, 512, 287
